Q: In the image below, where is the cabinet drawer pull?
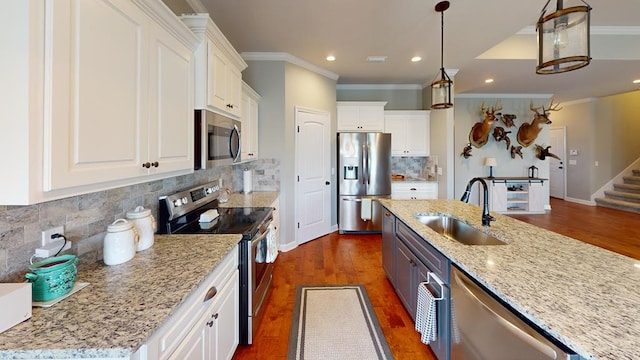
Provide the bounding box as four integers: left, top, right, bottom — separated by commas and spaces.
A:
203, 286, 217, 302
410, 188, 417, 191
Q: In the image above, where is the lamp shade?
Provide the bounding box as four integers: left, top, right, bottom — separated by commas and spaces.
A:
484, 157, 497, 167
536, 0, 591, 74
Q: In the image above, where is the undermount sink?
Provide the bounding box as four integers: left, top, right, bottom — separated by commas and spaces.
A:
414, 214, 506, 245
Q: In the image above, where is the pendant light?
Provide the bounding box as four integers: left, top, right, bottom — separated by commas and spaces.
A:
431, 1, 453, 109
536, 0, 592, 74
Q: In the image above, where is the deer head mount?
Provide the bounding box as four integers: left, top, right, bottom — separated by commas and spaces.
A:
517, 101, 561, 147
469, 101, 502, 148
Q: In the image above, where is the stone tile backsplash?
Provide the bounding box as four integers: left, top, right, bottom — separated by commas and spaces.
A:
391, 156, 438, 180
0, 158, 279, 282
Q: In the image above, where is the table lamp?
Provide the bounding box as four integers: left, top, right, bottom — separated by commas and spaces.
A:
484, 157, 497, 178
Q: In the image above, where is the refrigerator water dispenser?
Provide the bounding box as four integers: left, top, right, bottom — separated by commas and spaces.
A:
344, 166, 358, 180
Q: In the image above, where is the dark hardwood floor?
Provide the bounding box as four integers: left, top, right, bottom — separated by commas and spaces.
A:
233, 198, 640, 359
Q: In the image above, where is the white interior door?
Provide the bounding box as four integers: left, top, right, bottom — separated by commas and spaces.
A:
295, 107, 331, 245
549, 127, 566, 199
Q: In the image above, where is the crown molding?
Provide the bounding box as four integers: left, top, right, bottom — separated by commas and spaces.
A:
455, 93, 554, 99
336, 84, 422, 90
241, 52, 340, 81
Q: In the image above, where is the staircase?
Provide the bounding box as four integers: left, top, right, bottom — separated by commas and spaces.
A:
595, 169, 640, 214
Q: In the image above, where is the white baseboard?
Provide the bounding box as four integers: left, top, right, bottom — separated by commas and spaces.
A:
278, 224, 339, 253
565, 197, 596, 206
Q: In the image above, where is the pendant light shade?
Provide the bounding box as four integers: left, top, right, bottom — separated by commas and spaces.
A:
536, 0, 592, 74
431, 1, 453, 109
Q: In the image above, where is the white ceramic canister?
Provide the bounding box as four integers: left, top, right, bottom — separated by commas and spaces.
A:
103, 219, 138, 265
126, 206, 156, 252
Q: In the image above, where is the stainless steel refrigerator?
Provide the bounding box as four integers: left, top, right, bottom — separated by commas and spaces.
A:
338, 132, 391, 233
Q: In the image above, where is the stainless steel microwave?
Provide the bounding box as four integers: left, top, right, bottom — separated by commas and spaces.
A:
194, 109, 241, 169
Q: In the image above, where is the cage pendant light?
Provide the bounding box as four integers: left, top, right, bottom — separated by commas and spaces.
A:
536, 0, 592, 74
431, 1, 453, 109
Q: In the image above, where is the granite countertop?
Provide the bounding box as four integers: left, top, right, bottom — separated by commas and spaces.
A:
218, 191, 279, 208
0, 234, 241, 359
379, 199, 640, 360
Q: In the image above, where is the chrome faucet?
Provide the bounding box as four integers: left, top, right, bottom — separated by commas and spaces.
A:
460, 177, 496, 226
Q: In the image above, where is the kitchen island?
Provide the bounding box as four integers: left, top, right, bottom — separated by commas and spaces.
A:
380, 199, 640, 360
0, 234, 241, 359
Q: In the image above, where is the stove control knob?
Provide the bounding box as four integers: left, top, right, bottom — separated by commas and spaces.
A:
182, 196, 189, 204
173, 199, 183, 207
205, 187, 213, 194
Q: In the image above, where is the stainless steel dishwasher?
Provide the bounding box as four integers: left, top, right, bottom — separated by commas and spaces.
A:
450, 266, 579, 360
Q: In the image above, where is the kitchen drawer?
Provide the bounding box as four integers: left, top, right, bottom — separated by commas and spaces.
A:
391, 182, 437, 200
147, 245, 238, 359
396, 220, 449, 282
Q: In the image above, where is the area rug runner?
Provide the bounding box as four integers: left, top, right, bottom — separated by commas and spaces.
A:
288, 285, 394, 360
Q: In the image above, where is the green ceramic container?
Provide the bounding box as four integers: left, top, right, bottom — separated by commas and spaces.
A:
25, 254, 78, 302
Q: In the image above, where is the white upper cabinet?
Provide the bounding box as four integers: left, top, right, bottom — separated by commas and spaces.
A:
0, 0, 198, 205
241, 82, 260, 161
182, 14, 247, 119
337, 101, 387, 132
384, 110, 430, 156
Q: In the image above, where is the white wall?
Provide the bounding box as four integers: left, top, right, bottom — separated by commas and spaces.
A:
242, 60, 337, 250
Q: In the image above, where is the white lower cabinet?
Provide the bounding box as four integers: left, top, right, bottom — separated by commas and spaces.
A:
485, 179, 546, 214
145, 246, 239, 360
271, 196, 281, 250
170, 271, 239, 360
391, 182, 438, 200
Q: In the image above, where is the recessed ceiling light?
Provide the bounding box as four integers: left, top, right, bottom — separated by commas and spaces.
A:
326, 55, 336, 62
633, 79, 640, 84
485, 78, 494, 84
411, 56, 422, 62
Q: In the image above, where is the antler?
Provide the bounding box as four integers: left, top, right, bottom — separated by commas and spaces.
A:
530, 101, 543, 115
544, 99, 562, 113
494, 100, 502, 113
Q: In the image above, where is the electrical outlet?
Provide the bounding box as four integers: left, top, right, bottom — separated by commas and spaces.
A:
41, 226, 64, 246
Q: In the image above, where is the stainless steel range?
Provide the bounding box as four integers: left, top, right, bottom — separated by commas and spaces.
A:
158, 180, 275, 345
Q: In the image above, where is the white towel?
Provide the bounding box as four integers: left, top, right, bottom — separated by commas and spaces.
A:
255, 236, 266, 263
415, 282, 437, 344
266, 225, 278, 263
361, 198, 372, 220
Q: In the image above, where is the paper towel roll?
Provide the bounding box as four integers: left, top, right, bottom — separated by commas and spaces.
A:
243, 170, 253, 194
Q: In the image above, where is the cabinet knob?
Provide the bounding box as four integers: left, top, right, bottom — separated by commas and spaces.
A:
206, 320, 214, 327
384, 212, 391, 217
142, 162, 151, 169
151, 161, 159, 168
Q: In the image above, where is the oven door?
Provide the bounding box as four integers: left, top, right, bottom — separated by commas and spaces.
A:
247, 221, 274, 343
